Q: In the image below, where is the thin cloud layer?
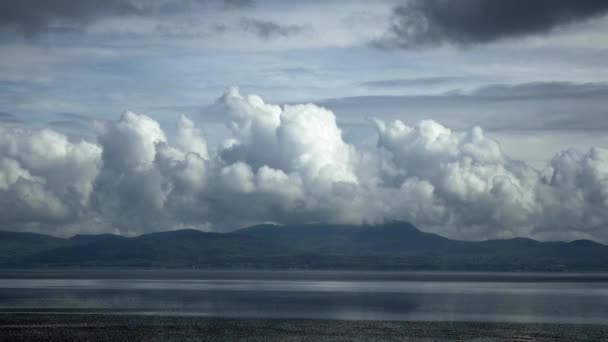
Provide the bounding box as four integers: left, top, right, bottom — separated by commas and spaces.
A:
377, 0, 608, 49
1, 88, 608, 242
238, 17, 309, 39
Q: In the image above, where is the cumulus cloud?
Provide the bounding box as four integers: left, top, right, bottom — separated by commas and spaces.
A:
537, 148, 608, 239
373, 119, 540, 238
219, 87, 358, 184
0, 126, 101, 225
1, 88, 608, 242
376, 0, 608, 49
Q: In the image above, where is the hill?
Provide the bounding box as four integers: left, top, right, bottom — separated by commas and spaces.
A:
0, 231, 74, 263
2, 222, 608, 271
18, 229, 297, 268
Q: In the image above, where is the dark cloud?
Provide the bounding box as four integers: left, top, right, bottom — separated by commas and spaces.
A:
471, 82, 608, 100
320, 81, 608, 132
239, 17, 308, 39
48, 120, 90, 130
0, 111, 20, 123
361, 77, 463, 88
0, 0, 253, 36
377, 0, 608, 49
223, 0, 254, 10
0, 0, 139, 36
54, 112, 95, 122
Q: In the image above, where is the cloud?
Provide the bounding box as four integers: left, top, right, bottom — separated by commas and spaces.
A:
48, 120, 90, 131
238, 17, 309, 39
1, 88, 608, 243
320, 81, 608, 132
0, 0, 140, 36
219, 87, 357, 183
224, 0, 254, 10
0, 0, 253, 36
373, 119, 540, 237
0, 126, 102, 226
471, 82, 608, 100
376, 0, 608, 49
176, 115, 209, 159
361, 77, 463, 88
0, 111, 20, 124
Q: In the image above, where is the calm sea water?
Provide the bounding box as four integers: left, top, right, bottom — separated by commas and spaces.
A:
1, 270, 607, 324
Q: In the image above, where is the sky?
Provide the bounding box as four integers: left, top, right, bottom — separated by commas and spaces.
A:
1, 0, 608, 242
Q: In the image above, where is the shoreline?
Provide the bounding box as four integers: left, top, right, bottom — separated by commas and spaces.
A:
1, 313, 607, 341
3, 269, 608, 281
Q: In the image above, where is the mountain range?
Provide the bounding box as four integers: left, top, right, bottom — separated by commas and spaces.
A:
1, 222, 607, 271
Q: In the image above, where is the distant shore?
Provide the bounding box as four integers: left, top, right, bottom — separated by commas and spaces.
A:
1, 313, 607, 342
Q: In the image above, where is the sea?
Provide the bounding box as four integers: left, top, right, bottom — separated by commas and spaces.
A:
1, 270, 607, 324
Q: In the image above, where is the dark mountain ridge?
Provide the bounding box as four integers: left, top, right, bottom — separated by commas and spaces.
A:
1, 222, 607, 271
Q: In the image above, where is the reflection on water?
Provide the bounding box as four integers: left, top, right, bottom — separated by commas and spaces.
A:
1, 270, 607, 324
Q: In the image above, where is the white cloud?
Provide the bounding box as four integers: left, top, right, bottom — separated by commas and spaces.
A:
1, 88, 608, 243
97, 111, 167, 173
219, 87, 358, 184
373, 119, 540, 239
535, 147, 608, 240
176, 114, 209, 159
0, 126, 101, 225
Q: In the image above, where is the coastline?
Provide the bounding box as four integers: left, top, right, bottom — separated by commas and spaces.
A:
1, 313, 607, 342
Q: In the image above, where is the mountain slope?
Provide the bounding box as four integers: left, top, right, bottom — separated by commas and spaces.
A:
3, 223, 608, 270
20, 229, 298, 267
69, 233, 127, 244
238, 222, 608, 270
0, 231, 74, 263
236, 221, 454, 256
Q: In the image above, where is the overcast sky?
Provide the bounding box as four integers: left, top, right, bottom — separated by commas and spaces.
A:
1, 0, 608, 242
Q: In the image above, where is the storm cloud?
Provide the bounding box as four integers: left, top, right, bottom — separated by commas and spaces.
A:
0, 0, 140, 35
0, 0, 252, 36
1, 88, 608, 243
377, 0, 608, 48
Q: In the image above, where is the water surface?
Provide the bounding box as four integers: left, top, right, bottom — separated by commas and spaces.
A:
1, 270, 607, 324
